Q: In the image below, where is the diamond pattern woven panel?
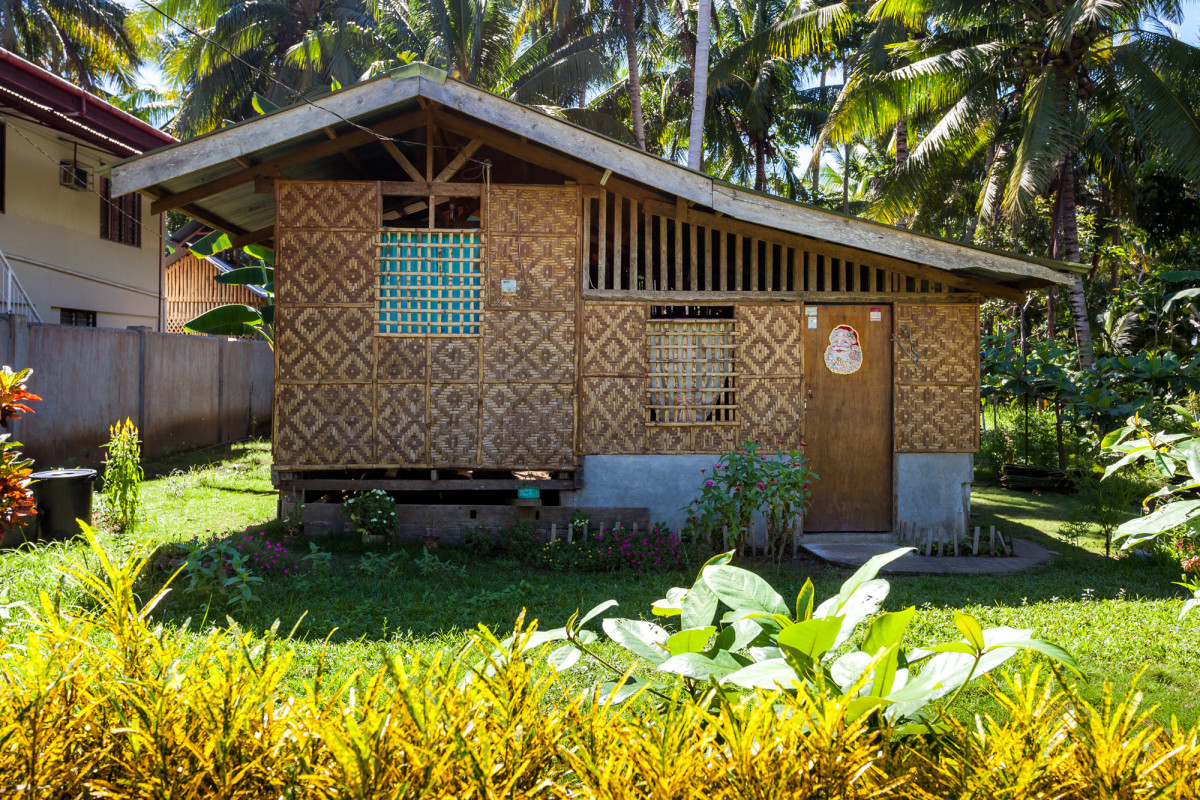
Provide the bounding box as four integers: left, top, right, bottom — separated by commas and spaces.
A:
580, 377, 644, 454
276, 229, 377, 306
694, 426, 736, 454
429, 384, 480, 465
277, 181, 379, 230
738, 305, 804, 377
482, 311, 575, 383
893, 303, 980, 453
894, 304, 978, 385
581, 304, 645, 376
375, 383, 427, 465
894, 384, 978, 452
276, 306, 374, 383
375, 337, 427, 382
489, 186, 580, 235
647, 426, 692, 454
430, 339, 480, 383
481, 383, 574, 468
487, 235, 576, 310
741, 378, 804, 447
275, 383, 374, 467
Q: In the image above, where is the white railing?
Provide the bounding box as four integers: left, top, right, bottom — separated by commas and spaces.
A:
0, 247, 42, 322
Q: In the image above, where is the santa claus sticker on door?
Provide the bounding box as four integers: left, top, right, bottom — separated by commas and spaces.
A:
823, 324, 863, 375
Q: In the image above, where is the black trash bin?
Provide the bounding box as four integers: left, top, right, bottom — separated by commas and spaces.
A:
30, 469, 96, 541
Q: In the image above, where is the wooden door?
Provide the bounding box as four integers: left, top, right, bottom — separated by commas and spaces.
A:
802, 304, 892, 531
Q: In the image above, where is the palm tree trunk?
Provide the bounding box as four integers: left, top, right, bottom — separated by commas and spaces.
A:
895, 117, 908, 227
812, 69, 826, 198
1053, 154, 1094, 368
617, 0, 646, 150
842, 142, 850, 213
1046, 288, 1056, 341
755, 139, 766, 192
687, 0, 711, 171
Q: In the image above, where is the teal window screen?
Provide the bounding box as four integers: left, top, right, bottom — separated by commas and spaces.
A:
378, 230, 482, 335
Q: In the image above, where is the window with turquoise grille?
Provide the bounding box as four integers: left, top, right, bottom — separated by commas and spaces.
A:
378, 230, 483, 335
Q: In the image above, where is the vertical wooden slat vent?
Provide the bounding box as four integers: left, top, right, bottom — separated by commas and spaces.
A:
646, 319, 738, 426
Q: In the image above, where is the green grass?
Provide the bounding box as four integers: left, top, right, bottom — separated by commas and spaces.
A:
3, 440, 1198, 725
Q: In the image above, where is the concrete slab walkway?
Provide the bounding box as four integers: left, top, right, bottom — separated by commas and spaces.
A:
800, 533, 1056, 574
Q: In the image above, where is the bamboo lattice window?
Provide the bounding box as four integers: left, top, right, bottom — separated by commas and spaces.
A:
378, 230, 482, 335
647, 320, 738, 425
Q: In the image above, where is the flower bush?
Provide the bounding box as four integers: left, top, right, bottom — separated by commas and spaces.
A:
0, 366, 39, 536
342, 489, 397, 542
683, 439, 817, 560
536, 523, 688, 573
181, 527, 296, 615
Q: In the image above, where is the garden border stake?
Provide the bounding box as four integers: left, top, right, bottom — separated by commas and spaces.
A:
550, 523, 557, 544
972, 526, 980, 555
989, 525, 996, 554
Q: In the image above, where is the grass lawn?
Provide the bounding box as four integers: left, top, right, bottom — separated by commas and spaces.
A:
3, 439, 1198, 725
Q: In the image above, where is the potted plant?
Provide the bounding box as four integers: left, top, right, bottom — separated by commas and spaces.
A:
342, 489, 397, 549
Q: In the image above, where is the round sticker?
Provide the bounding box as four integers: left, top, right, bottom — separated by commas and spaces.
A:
823, 324, 863, 375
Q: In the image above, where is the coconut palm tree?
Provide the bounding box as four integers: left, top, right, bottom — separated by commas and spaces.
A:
0, 0, 143, 91
153, 0, 381, 135
822, 0, 1200, 368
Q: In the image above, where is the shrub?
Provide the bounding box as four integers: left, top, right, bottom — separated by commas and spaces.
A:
181, 527, 295, 615
536, 523, 687, 573
101, 418, 143, 531
0, 367, 39, 537
462, 524, 498, 557
683, 439, 816, 559
342, 489, 397, 542
1, 529, 1199, 797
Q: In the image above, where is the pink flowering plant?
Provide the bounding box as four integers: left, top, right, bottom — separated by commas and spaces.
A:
181, 528, 295, 616
536, 523, 688, 573
683, 439, 817, 562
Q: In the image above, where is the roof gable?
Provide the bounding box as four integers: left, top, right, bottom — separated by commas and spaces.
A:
107, 65, 1078, 288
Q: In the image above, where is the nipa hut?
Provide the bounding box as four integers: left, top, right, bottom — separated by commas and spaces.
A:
164, 251, 268, 335
105, 64, 1083, 541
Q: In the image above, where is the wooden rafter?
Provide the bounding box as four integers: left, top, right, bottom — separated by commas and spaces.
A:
381, 139, 423, 181
230, 225, 275, 249
149, 110, 426, 215
434, 138, 483, 182
324, 126, 368, 177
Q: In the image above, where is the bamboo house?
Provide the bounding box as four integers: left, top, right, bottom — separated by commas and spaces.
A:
106, 65, 1084, 538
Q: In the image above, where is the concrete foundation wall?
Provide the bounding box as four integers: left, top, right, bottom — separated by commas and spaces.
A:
572, 455, 716, 533
896, 453, 973, 533
0, 315, 273, 467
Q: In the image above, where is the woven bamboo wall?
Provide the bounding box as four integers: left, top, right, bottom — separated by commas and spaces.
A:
893, 304, 980, 452
273, 181, 581, 471
578, 303, 806, 455
165, 254, 266, 335
273, 181, 380, 468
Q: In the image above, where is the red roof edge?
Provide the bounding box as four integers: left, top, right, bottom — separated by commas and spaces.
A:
0, 48, 175, 156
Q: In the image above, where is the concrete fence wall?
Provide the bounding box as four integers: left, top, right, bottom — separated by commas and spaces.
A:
0, 314, 273, 467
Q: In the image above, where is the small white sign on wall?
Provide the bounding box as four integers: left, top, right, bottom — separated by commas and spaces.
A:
805, 307, 818, 316
870, 307, 882, 322
500, 278, 518, 294
807, 317, 818, 329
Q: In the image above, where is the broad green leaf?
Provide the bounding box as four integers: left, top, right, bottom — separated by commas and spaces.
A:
578, 599, 618, 629
830, 651, 874, 694
823, 579, 890, 649
667, 626, 717, 656
917, 642, 977, 656
651, 588, 685, 617
862, 607, 917, 696
1115, 500, 1200, 543
795, 578, 815, 622
748, 645, 782, 662
729, 619, 765, 651
846, 696, 892, 722
190, 230, 233, 258
546, 644, 581, 671
702, 565, 788, 617
596, 676, 651, 705
184, 304, 264, 337
893, 720, 953, 737
1181, 598, 1200, 619
777, 616, 843, 661
251, 92, 280, 114
680, 551, 733, 628
658, 650, 744, 682
243, 243, 274, 264
602, 618, 669, 665
980, 627, 1079, 674
953, 613, 986, 652
723, 658, 798, 689
215, 266, 273, 287
830, 546, 912, 609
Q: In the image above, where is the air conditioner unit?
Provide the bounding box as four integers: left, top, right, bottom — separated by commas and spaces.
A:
59, 161, 91, 191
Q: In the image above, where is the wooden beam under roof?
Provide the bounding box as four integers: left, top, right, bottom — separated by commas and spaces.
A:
434, 138, 483, 182
149, 110, 426, 215
381, 139, 424, 181
230, 225, 275, 249
433, 112, 670, 204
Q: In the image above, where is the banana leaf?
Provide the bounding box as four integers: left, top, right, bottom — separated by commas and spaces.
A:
184, 304, 266, 337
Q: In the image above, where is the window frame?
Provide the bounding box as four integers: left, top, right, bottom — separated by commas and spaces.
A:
646, 317, 739, 427
99, 176, 142, 247
59, 308, 97, 327
377, 228, 483, 337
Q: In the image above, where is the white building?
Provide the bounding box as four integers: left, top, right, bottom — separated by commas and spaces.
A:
0, 48, 175, 330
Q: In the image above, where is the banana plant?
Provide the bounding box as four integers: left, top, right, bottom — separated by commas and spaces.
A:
545, 548, 1077, 731
182, 231, 275, 347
